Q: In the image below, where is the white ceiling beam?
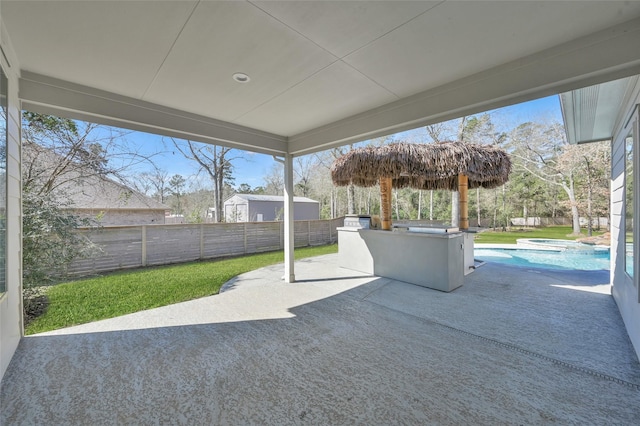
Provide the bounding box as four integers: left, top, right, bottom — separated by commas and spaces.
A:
19, 71, 288, 156
288, 17, 640, 156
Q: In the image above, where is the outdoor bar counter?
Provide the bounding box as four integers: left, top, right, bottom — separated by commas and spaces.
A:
338, 226, 466, 292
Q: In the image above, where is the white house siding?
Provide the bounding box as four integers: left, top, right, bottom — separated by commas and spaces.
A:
611, 92, 640, 360
0, 15, 23, 379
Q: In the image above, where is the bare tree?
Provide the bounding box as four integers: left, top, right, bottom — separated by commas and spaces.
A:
573, 141, 610, 234
425, 122, 448, 142
510, 121, 583, 234
263, 162, 284, 195
315, 144, 360, 216
21, 113, 156, 291
294, 155, 318, 197
23, 118, 109, 195
172, 139, 238, 222
131, 166, 170, 203
168, 174, 187, 215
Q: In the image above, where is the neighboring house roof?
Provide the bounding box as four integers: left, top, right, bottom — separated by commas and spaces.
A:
24, 142, 170, 211
226, 194, 319, 204
59, 175, 170, 211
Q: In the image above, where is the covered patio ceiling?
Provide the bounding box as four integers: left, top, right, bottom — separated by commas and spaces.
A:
560, 75, 640, 145
3, 1, 640, 156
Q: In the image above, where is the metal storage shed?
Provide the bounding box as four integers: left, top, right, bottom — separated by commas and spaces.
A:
224, 194, 319, 222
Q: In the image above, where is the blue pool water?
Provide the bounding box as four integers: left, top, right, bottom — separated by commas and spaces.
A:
524, 239, 596, 249
474, 247, 611, 271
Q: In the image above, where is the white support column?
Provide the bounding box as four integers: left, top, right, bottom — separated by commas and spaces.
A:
283, 153, 295, 283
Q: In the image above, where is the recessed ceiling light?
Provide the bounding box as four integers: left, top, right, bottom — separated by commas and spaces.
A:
233, 73, 250, 83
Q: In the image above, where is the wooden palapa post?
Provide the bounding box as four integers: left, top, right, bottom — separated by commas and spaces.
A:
458, 174, 469, 230
380, 176, 393, 230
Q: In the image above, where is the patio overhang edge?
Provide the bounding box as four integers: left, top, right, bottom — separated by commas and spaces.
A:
19, 71, 289, 156
560, 75, 640, 145
288, 16, 640, 156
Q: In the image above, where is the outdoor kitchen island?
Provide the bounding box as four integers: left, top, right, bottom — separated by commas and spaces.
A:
330, 142, 510, 292
338, 224, 466, 292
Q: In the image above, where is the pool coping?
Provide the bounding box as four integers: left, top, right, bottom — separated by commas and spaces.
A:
474, 243, 560, 251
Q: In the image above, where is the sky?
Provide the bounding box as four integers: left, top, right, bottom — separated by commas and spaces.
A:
114, 94, 564, 192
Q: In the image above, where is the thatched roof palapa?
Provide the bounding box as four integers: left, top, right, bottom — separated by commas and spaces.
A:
331, 142, 511, 191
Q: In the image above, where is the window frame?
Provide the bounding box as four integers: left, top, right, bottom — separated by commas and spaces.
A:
0, 65, 7, 296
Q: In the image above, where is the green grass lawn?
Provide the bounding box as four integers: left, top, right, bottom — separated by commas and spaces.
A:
26, 244, 338, 335
27, 227, 608, 334
474, 225, 606, 244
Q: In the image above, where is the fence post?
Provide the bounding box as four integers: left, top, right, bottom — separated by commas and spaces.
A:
71, 218, 341, 276
200, 223, 204, 260
141, 225, 147, 267
332, 217, 339, 243
330, 218, 333, 243
244, 222, 248, 254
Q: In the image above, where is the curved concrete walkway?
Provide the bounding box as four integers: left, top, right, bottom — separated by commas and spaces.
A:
1, 254, 639, 424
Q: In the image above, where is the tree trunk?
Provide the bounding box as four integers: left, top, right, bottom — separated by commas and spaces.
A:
565, 174, 581, 235
451, 191, 460, 227
493, 188, 498, 230
429, 190, 433, 221
476, 188, 481, 227
417, 190, 422, 220
585, 157, 593, 236
380, 177, 392, 230
501, 185, 507, 231
330, 189, 335, 219
458, 174, 469, 230
215, 168, 224, 222
394, 189, 400, 220
569, 199, 581, 234
347, 183, 355, 215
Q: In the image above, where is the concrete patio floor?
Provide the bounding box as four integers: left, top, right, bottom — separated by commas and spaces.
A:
1, 254, 639, 424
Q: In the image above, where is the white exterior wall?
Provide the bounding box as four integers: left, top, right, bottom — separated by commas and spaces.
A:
610, 88, 640, 360
249, 200, 284, 221
224, 196, 320, 222
224, 197, 249, 222
247, 201, 318, 222
0, 10, 23, 380
291, 202, 319, 221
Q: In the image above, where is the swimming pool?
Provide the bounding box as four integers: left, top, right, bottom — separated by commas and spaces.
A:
474, 247, 611, 271
516, 238, 609, 251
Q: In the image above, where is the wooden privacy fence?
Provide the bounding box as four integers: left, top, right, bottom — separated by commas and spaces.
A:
69, 217, 344, 277
397, 217, 609, 228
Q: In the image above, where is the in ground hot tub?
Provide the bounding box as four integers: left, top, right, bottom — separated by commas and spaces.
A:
516, 238, 609, 252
